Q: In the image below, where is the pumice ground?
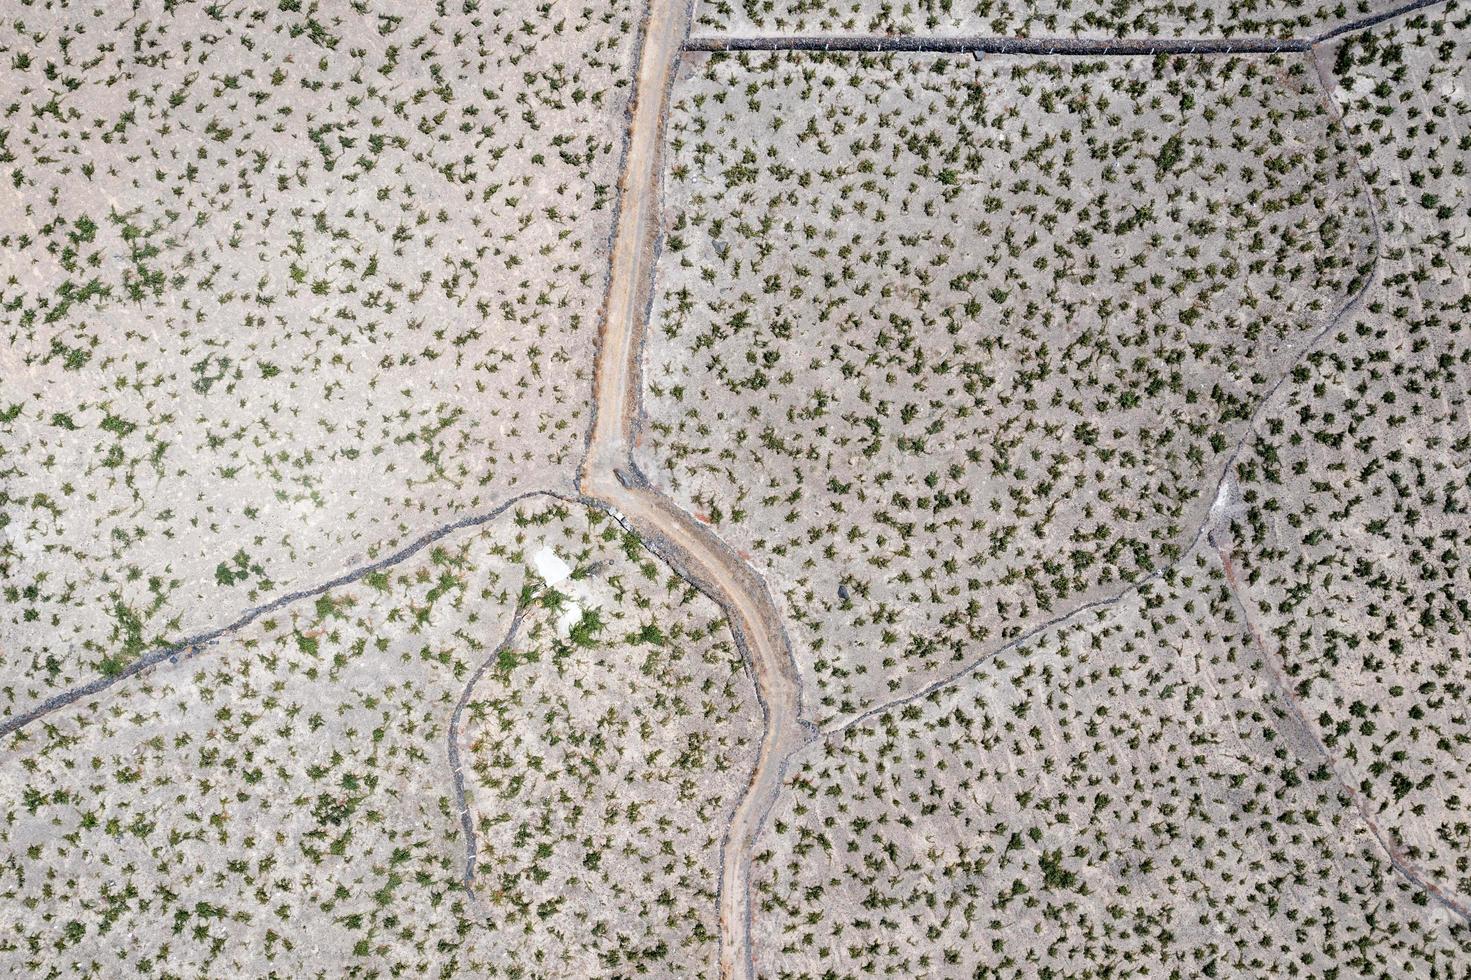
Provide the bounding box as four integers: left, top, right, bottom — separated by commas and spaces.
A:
1, 0, 1467, 977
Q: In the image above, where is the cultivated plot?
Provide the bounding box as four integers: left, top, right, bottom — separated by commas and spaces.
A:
1229, 0, 1471, 916
750, 545, 1471, 977
0, 0, 638, 718
637, 50, 1376, 727
0, 497, 758, 977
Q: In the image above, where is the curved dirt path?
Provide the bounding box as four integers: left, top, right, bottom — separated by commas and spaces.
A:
448, 604, 530, 908
578, 1, 811, 977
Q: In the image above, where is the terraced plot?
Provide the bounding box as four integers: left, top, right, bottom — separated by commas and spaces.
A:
0, 497, 758, 977
749, 544, 1471, 977
636, 49, 1376, 727
1227, 0, 1471, 918
0, 0, 638, 717
692, 0, 1414, 40
2, 0, 1468, 976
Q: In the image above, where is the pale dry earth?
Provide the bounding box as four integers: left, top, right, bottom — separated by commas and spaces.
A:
0, 0, 1467, 976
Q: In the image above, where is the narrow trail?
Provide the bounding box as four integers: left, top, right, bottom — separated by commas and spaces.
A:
808, 31, 1471, 926
1215, 538, 1471, 926
1207, 35, 1470, 926
577, 0, 811, 977
448, 604, 530, 906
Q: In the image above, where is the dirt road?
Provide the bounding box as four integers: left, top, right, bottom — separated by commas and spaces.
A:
579, 1, 810, 977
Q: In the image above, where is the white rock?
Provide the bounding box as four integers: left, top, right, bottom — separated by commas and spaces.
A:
532, 546, 573, 587
556, 603, 585, 637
